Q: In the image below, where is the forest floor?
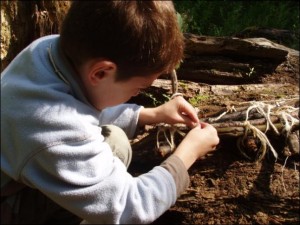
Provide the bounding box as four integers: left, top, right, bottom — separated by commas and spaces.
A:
127, 59, 299, 225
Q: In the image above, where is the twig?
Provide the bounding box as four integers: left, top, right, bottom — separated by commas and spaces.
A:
281, 156, 289, 192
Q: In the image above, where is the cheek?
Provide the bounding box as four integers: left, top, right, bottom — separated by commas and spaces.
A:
132, 90, 140, 97
117, 89, 138, 102
125, 86, 141, 97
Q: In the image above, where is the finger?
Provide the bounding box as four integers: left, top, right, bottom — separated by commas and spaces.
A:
211, 145, 217, 151
180, 114, 201, 128
179, 103, 199, 125
199, 122, 208, 128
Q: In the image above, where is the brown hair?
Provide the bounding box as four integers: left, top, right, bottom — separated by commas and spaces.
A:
60, 1, 184, 80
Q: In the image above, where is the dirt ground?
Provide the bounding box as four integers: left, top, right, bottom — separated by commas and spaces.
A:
127, 58, 299, 224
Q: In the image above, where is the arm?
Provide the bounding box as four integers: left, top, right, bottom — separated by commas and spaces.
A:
99, 104, 142, 138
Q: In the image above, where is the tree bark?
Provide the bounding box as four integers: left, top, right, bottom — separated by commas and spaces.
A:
1, 0, 71, 71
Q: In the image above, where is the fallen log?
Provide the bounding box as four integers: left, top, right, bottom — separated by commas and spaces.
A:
132, 101, 299, 162
183, 33, 295, 59
212, 122, 298, 138
201, 98, 299, 122
176, 33, 299, 84
149, 79, 299, 102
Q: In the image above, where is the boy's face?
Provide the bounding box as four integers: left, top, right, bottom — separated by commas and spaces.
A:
86, 71, 160, 110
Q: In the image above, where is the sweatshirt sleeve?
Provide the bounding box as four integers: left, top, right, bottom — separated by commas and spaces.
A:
19, 134, 178, 224
98, 104, 142, 138
160, 155, 190, 197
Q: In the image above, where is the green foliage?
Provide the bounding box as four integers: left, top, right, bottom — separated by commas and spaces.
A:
188, 94, 209, 107
174, 1, 299, 50
140, 92, 170, 107
178, 81, 189, 91
246, 67, 256, 77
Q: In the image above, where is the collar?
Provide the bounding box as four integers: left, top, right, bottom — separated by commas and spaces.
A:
47, 37, 93, 107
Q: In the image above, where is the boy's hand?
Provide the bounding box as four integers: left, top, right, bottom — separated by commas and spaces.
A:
138, 96, 199, 127
174, 122, 219, 169
138, 96, 220, 169
158, 96, 199, 127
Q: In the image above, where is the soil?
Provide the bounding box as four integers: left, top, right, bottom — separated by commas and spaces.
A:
1, 2, 298, 224
127, 57, 299, 225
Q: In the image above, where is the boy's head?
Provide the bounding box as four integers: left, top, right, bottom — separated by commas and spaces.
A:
60, 1, 184, 81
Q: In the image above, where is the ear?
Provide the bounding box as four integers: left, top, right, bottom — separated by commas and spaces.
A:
88, 60, 117, 86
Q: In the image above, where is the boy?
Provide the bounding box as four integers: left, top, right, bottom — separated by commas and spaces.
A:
1, 1, 219, 224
